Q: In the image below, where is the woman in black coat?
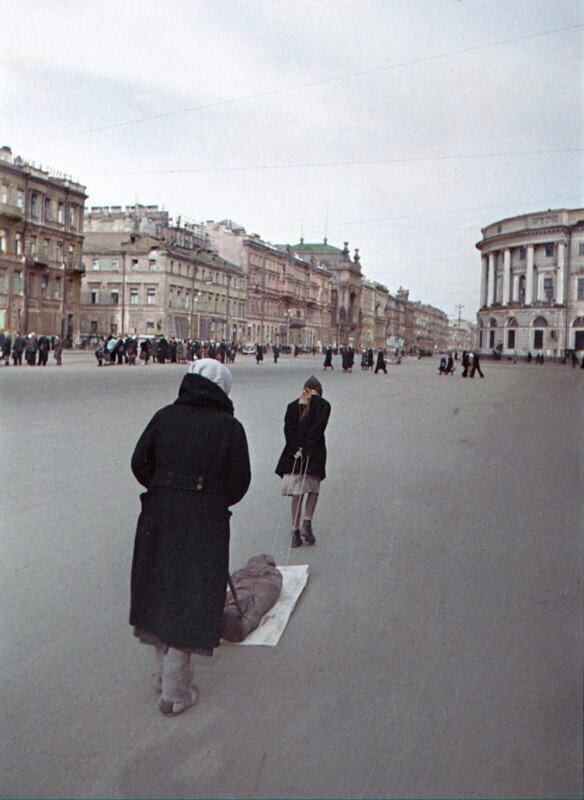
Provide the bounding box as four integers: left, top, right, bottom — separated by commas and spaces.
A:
130, 359, 251, 716
275, 375, 331, 548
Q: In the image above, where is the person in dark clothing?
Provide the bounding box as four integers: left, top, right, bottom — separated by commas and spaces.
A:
255, 344, 263, 364
323, 346, 334, 370
140, 339, 151, 364
130, 358, 251, 717
0, 332, 11, 365
273, 344, 280, 363
375, 348, 387, 374
37, 335, 50, 366
276, 375, 331, 548
341, 347, 349, 372
25, 334, 38, 366
116, 338, 125, 365
169, 338, 178, 363
157, 336, 168, 364
367, 348, 374, 370
469, 350, 484, 378
347, 347, 355, 372
526, 352, 532, 363
461, 350, 470, 377
12, 333, 24, 365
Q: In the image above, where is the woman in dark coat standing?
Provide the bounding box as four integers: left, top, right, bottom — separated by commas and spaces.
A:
275, 376, 331, 548
130, 359, 251, 716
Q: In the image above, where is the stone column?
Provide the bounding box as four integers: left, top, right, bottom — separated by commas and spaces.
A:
487, 252, 496, 307
480, 256, 488, 307
503, 248, 511, 305
556, 241, 566, 304
525, 245, 534, 305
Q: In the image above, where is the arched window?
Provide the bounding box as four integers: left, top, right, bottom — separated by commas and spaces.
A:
572, 317, 584, 327
532, 316, 548, 328
489, 318, 497, 327
507, 317, 518, 327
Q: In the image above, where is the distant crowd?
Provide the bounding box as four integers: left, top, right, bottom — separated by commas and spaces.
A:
0, 332, 64, 366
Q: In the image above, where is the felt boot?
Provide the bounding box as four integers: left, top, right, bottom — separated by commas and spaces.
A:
159, 647, 199, 716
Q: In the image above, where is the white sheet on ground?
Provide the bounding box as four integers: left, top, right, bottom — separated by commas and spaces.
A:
226, 564, 309, 647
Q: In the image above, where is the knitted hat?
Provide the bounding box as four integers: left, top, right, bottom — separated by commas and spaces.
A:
303, 375, 323, 395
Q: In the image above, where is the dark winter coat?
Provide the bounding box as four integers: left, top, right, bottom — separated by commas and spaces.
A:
130, 373, 251, 651
275, 394, 331, 480
323, 348, 333, 367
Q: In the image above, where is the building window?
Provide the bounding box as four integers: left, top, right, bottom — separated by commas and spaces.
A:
544, 243, 554, 258
489, 329, 495, 349
0, 185, 8, 204
29, 236, 37, 256
543, 276, 553, 301
111, 290, 119, 305
68, 205, 77, 229
578, 243, 584, 256
30, 192, 39, 219
534, 329, 544, 349
130, 288, 139, 305
44, 197, 52, 221
90, 320, 98, 334
0, 270, 6, 293
16, 190, 24, 209
13, 270, 23, 293
0, 229, 6, 253
146, 288, 156, 305
111, 258, 119, 270
58, 203, 65, 224
91, 290, 98, 304
131, 259, 139, 270
54, 277, 61, 299
14, 233, 22, 255
519, 246, 526, 260
577, 278, 584, 301
92, 259, 100, 270
149, 259, 156, 271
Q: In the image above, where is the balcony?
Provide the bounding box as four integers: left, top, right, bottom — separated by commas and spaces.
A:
65, 257, 85, 275
0, 202, 24, 221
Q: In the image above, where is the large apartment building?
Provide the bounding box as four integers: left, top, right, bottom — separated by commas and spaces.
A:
81, 207, 246, 340
0, 146, 86, 339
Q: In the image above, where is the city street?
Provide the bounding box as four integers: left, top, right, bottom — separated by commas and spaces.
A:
1, 354, 582, 799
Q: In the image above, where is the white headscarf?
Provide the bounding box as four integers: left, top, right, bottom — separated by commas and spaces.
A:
187, 358, 232, 396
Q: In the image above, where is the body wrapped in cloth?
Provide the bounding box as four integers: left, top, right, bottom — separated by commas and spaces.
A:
223, 554, 283, 642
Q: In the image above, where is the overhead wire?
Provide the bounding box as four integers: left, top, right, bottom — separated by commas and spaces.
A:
23, 21, 584, 147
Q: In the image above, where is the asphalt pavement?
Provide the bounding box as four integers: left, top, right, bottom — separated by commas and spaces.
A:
1, 353, 582, 798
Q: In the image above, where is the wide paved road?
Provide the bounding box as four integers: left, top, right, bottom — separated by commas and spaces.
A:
1, 354, 582, 798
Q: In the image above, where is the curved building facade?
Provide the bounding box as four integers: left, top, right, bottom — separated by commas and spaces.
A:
476, 209, 584, 356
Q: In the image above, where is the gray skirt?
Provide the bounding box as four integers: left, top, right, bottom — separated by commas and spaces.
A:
281, 473, 321, 496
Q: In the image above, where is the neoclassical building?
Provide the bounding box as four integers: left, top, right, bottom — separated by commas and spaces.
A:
476, 209, 584, 356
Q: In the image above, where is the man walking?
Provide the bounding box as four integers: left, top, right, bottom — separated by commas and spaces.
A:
469, 350, 484, 378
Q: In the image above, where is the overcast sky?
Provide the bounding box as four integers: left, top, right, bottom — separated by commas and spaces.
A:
1, 0, 582, 319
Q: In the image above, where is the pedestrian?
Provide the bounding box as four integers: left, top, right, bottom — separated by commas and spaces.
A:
139, 338, 151, 364
127, 338, 137, 365
273, 344, 280, 363
169, 338, 178, 364
37, 335, 50, 366
275, 375, 331, 548
347, 347, 355, 373
130, 358, 251, 717
116, 337, 125, 365
53, 335, 63, 366
95, 341, 105, 366
25, 333, 38, 366
375, 348, 387, 374
526, 351, 532, 363
469, 350, 484, 378
341, 347, 349, 372
12, 333, 24, 365
255, 343, 263, 364
0, 331, 11, 365
367, 348, 374, 370
461, 350, 470, 378
323, 346, 334, 370
360, 350, 368, 370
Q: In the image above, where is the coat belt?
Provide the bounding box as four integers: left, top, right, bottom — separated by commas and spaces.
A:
149, 469, 212, 493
